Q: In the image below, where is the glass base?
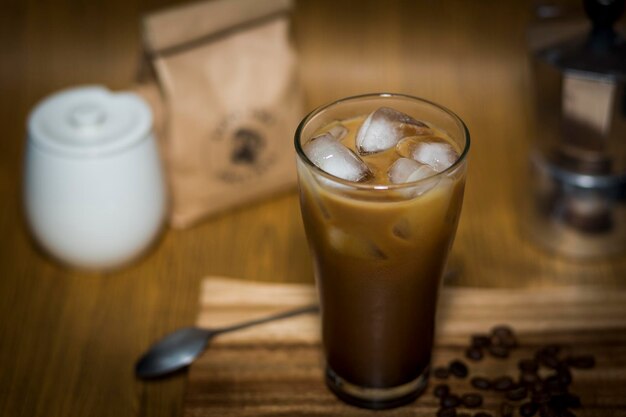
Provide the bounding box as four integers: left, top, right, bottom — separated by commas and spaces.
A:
325, 366, 429, 410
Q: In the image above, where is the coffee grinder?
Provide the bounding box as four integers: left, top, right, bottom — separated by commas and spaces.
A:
526, 0, 626, 258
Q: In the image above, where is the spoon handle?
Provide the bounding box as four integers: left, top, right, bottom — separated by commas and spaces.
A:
214, 304, 319, 334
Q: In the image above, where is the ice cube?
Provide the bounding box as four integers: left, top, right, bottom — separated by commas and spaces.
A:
327, 123, 348, 141
392, 218, 412, 240
303, 133, 371, 182
388, 158, 436, 184
356, 107, 432, 154
328, 227, 387, 260
411, 141, 458, 172
396, 136, 423, 159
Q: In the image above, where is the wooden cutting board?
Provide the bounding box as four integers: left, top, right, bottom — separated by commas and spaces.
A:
182, 277, 626, 416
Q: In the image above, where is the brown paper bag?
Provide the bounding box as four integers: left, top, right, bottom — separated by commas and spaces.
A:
142, 0, 304, 228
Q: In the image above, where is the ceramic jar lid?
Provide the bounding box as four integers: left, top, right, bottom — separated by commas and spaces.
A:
28, 86, 152, 158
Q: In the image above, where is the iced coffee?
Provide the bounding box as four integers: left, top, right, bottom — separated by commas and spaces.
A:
295, 94, 469, 409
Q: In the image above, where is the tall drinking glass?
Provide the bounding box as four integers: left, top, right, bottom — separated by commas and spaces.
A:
294, 93, 469, 409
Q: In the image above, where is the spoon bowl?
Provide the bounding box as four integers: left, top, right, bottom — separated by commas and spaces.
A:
135, 304, 318, 379
136, 327, 214, 379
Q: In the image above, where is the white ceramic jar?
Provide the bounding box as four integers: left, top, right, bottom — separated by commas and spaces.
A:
24, 86, 167, 270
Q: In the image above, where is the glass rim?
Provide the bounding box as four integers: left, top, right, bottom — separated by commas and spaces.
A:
294, 92, 470, 191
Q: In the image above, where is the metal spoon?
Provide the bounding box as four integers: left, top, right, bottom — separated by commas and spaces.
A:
135, 304, 319, 379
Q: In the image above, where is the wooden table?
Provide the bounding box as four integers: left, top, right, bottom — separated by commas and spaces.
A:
0, 0, 624, 416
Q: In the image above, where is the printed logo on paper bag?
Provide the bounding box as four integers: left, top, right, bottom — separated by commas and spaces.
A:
210, 110, 279, 183
231, 128, 264, 164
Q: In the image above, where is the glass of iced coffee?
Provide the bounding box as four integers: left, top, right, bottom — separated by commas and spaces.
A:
294, 93, 469, 409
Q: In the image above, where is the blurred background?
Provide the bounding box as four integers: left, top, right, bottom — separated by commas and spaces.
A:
0, 0, 625, 416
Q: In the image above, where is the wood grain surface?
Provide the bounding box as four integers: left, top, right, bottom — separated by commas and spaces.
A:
0, 1, 625, 417
185, 277, 626, 416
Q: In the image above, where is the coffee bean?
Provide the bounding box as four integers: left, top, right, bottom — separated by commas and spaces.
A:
550, 393, 581, 409
556, 366, 572, 386
474, 413, 493, 417
540, 345, 561, 357
461, 393, 483, 408
566, 355, 595, 369
532, 390, 552, 404
490, 326, 517, 348
530, 380, 545, 394
437, 407, 457, 417
492, 325, 515, 338
489, 345, 510, 359
559, 410, 577, 417
520, 371, 540, 386
536, 352, 560, 369
544, 375, 565, 394
539, 405, 558, 417
434, 367, 450, 379
518, 359, 539, 373
471, 376, 491, 390
502, 336, 518, 349
466, 347, 484, 361
449, 360, 469, 378
567, 393, 582, 408
434, 384, 450, 398
506, 386, 528, 401
441, 394, 461, 408
472, 334, 491, 348
500, 401, 515, 417
493, 376, 515, 391
493, 333, 518, 349
519, 401, 539, 417
457, 413, 471, 417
